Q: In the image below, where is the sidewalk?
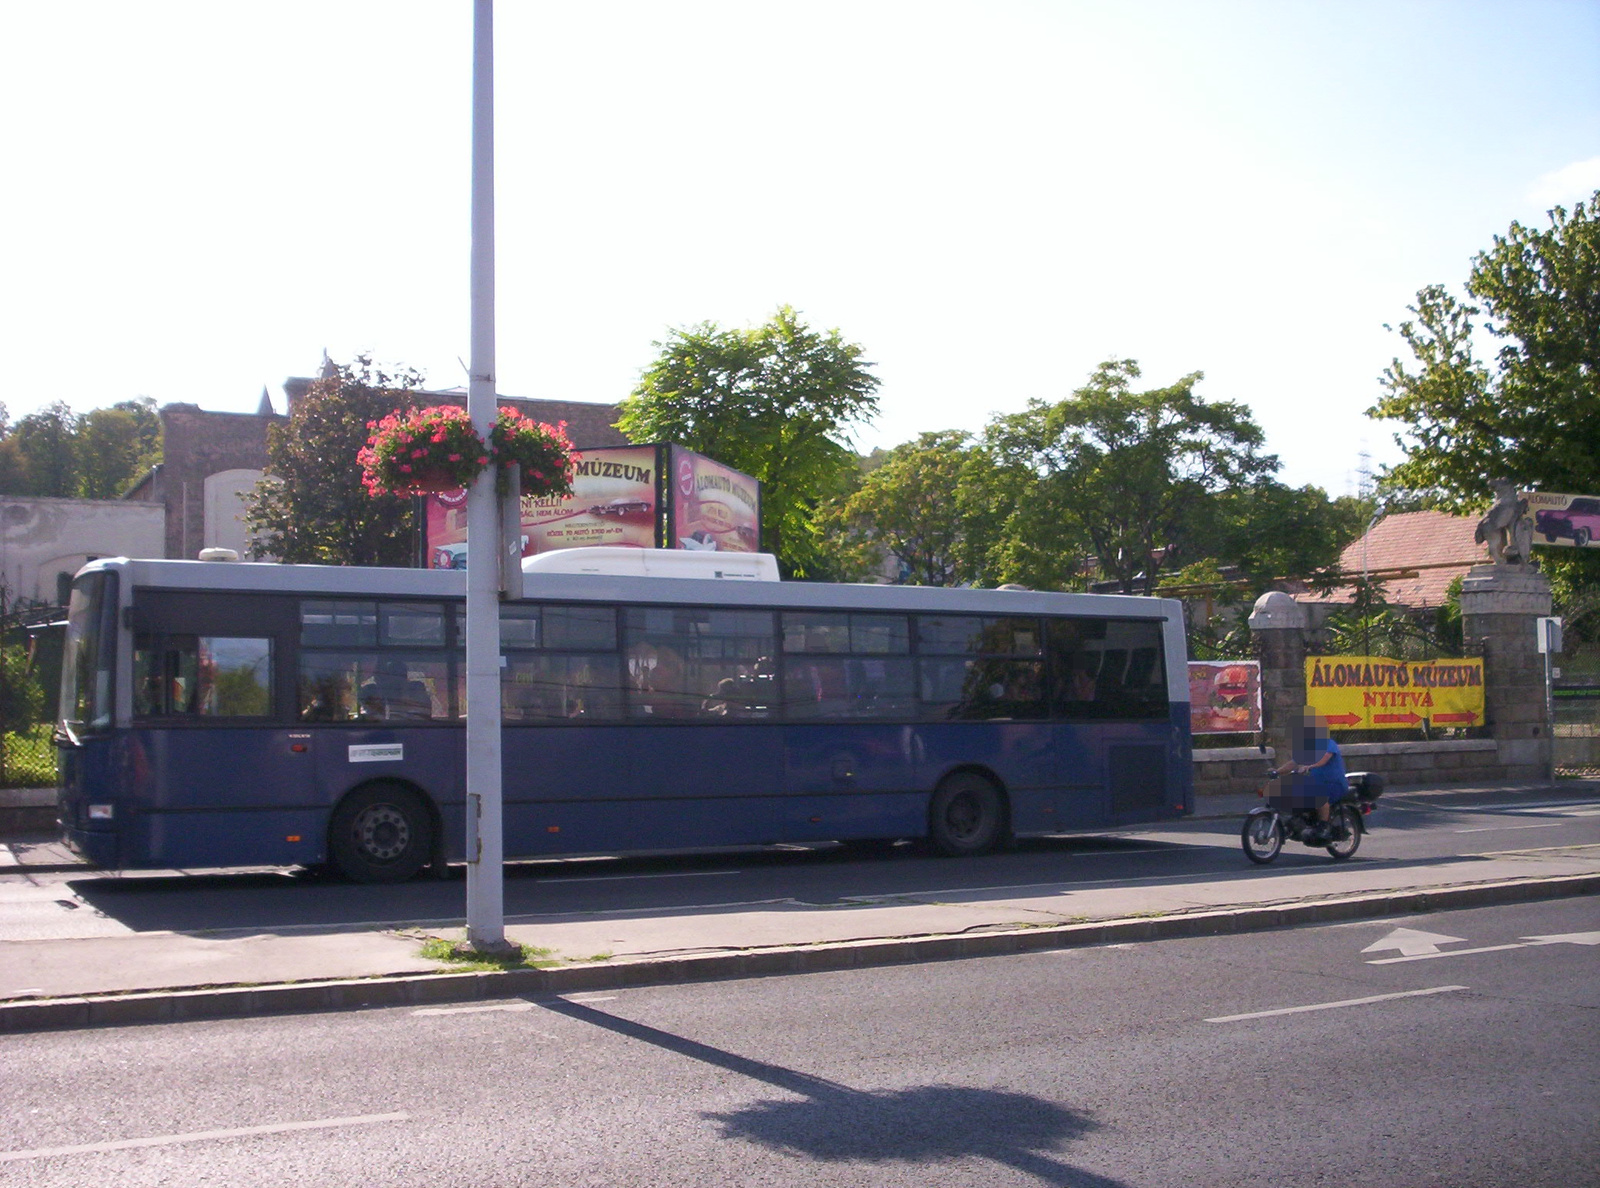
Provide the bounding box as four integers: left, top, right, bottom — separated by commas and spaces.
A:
2, 779, 1597, 1034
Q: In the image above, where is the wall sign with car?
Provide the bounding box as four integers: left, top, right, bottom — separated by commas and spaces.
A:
1525, 491, 1600, 548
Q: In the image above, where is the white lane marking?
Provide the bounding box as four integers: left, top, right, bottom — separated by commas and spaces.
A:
0, 1112, 408, 1163
412, 1002, 535, 1016
1454, 822, 1568, 834
1205, 985, 1467, 1023
1361, 927, 1466, 957
1386, 798, 1600, 814
1368, 942, 1535, 965
1367, 931, 1600, 965
538, 870, 744, 885
564, 994, 617, 1002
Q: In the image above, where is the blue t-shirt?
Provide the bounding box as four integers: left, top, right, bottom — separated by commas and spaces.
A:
1293, 734, 1348, 798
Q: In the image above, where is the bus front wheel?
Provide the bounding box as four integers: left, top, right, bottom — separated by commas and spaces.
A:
330, 783, 434, 883
928, 773, 1005, 857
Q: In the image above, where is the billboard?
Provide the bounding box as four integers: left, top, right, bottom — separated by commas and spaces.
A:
1304, 655, 1485, 729
669, 445, 762, 554
424, 444, 759, 568
1188, 660, 1262, 734
1524, 491, 1600, 549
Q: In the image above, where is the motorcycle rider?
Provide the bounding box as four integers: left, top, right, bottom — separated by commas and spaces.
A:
1272, 708, 1349, 844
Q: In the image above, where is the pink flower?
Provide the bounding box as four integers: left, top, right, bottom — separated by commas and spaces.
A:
411, 448, 425, 458
448, 453, 461, 462
400, 464, 412, 473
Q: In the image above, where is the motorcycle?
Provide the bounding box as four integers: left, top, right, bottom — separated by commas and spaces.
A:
1241, 770, 1384, 864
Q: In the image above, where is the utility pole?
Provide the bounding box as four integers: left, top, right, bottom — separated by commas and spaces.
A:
464, 0, 510, 953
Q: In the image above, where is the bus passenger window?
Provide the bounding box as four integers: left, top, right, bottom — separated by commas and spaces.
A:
360, 658, 433, 719
298, 654, 447, 721
1046, 618, 1166, 720
502, 654, 621, 722
624, 608, 776, 720
134, 636, 273, 718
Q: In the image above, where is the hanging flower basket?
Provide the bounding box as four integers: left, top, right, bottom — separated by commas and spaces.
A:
490, 410, 580, 498
358, 406, 489, 497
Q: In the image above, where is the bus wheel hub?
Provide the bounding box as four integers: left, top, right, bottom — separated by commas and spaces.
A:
355, 804, 410, 860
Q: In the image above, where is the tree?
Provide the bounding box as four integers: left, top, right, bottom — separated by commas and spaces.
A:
986, 360, 1277, 595
244, 356, 425, 565
617, 306, 880, 576
1199, 481, 1368, 590
1373, 191, 1599, 506
816, 431, 1010, 586
9, 401, 81, 497
76, 399, 162, 498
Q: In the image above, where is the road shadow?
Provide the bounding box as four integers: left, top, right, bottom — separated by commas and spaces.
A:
56, 833, 1535, 937
541, 997, 1127, 1186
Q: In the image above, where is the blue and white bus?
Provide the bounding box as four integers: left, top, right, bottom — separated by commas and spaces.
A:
55, 552, 1192, 882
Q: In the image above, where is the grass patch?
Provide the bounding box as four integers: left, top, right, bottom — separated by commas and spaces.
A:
418, 936, 560, 971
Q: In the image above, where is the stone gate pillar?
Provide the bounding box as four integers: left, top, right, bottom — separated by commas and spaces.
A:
1248, 590, 1308, 764
1459, 564, 1554, 781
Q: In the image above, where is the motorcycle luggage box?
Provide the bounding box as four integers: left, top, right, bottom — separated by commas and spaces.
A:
1346, 771, 1384, 801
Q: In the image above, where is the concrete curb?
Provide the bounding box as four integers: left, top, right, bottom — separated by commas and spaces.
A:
3, 872, 1595, 1035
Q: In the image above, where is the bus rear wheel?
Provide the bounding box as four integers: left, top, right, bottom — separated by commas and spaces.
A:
330, 783, 433, 883
928, 773, 1005, 857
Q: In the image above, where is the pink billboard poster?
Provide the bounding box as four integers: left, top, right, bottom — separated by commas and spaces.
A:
1188, 660, 1262, 734
425, 445, 659, 568
670, 446, 761, 553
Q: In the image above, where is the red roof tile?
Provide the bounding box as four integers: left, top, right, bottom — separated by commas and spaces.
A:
1300, 510, 1488, 609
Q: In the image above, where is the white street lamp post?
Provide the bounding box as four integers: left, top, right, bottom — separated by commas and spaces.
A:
464, 0, 508, 952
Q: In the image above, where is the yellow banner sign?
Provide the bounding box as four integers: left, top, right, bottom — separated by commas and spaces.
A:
1304, 655, 1485, 729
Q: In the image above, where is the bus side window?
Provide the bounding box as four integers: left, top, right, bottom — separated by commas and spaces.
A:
624, 607, 776, 720
135, 635, 273, 718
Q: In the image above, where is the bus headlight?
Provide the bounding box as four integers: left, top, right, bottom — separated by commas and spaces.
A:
88, 804, 115, 820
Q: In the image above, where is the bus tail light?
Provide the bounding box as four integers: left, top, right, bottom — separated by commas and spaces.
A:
88, 804, 114, 820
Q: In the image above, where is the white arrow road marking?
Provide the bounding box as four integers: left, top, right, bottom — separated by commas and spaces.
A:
1367, 931, 1600, 965
1361, 927, 1467, 957
0, 1112, 408, 1163
1205, 985, 1468, 1023
1522, 931, 1600, 946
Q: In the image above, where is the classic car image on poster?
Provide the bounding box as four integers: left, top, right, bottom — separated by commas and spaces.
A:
1525, 491, 1600, 548
423, 444, 760, 568
1188, 660, 1262, 734
1303, 655, 1486, 729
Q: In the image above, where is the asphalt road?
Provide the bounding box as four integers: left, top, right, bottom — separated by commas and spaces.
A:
0, 896, 1594, 1187
2, 789, 1597, 942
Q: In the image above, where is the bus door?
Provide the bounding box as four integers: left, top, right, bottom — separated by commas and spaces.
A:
778, 635, 920, 841
125, 590, 320, 866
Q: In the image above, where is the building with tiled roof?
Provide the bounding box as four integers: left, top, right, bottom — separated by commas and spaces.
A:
1299, 509, 1489, 611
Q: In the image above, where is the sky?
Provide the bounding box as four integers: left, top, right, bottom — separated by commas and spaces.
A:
2, 0, 1597, 497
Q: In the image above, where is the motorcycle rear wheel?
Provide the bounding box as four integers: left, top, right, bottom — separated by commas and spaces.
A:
1325, 804, 1362, 861
1242, 811, 1283, 864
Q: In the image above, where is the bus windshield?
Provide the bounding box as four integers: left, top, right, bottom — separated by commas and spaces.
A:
58, 570, 117, 743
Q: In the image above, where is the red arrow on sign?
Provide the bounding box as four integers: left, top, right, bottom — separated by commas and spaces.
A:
1432, 711, 1478, 724
1323, 713, 1362, 726
1373, 712, 1422, 725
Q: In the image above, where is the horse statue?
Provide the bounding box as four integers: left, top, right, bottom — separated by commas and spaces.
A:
1475, 479, 1533, 565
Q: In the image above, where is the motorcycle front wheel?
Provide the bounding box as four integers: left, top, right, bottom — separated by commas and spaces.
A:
1241, 811, 1283, 864
1326, 803, 1362, 861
